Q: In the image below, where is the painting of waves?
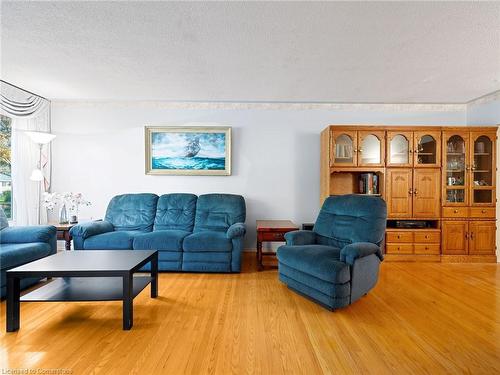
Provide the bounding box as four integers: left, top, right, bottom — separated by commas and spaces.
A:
152, 156, 226, 170
146, 127, 231, 175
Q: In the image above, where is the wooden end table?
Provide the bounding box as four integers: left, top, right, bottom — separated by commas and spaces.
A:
50, 223, 75, 251
256, 220, 299, 271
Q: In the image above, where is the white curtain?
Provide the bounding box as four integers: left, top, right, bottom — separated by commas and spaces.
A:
0, 82, 51, 225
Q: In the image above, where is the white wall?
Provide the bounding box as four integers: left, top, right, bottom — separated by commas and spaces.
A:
50, 101, 467, 249
467, 95, 500, 125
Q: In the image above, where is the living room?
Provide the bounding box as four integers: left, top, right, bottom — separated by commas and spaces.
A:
1, 1, 499, 374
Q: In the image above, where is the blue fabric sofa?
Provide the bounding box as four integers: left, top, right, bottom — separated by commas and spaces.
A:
0, 208, 57, 298
277, 195, 387, 310
70, 193, 246, 272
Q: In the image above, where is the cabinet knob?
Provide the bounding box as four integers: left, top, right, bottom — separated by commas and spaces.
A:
397, 235, 401, 239
482, 210, 486, 213
454, 210, 458, 213
358, 149, 363, 153
425, 247, 429, 250
425, 235, 429, 239
414, 189, 418, 195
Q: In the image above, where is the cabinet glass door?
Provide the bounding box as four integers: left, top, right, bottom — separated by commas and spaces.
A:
358, 131, 384, 166
415, 131, 440, 167
471, 134, 495, 205
387, 132, 412, 166
331, 131, 356, 166
444, 134, 467, 205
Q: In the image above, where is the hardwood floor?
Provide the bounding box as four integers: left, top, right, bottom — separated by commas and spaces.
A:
1, 253, 499, 374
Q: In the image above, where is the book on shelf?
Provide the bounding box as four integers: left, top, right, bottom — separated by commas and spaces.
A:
359, 173, 378, 195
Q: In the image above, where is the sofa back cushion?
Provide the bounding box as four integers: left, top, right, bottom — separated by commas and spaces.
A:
0, 207, 8, 230
313, 195, 387, 248
105, 193, 159, 232
194, 194, 246, 232
154, 193, 197, 231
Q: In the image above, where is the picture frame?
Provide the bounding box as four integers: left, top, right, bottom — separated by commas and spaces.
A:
145, 126, 232, 175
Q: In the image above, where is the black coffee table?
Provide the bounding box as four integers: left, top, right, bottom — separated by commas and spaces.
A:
6, 250, 158, 331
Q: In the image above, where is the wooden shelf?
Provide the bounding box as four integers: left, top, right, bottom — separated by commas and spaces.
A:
330, 167, 385, 173
321, 125, 498, 262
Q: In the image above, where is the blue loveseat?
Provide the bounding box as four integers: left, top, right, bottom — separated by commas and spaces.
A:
70, 193, 246, 272
0, 208, 57, 298
277, 195, 387, 310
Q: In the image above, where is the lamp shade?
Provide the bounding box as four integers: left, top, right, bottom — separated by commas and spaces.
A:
30, 168, 44, 181
25, 131, 56, 145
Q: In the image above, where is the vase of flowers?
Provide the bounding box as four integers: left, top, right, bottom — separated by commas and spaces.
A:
59, 203, 69, 224
43, 192, 91, 224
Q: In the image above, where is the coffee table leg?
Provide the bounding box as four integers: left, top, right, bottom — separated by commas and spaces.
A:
7, 275, 20, 332
151, 253, 158, 298
122, 273, 133, 330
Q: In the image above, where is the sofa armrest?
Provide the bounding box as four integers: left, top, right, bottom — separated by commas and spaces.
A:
0, 225, 57, 244
284, 230, 317, 246
70, 220, 113, 240
227, 223, 246, 239
340, 242, 383, 266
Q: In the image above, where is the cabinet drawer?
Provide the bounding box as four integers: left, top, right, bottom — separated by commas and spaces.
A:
469, 207, 496, 219
442, 207, 468, 218
414, 244, 440, 255
386, 244, 414, 254
260, 232, 286, 242
414, 232, 440, 243
386, 232, 413, 243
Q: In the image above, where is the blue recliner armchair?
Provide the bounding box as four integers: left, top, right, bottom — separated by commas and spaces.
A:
277, 195, 387, 310
70, 193, 246, 272
0, 208, 57, 298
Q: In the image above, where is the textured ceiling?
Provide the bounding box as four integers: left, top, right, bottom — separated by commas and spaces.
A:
1, 1, 499, 103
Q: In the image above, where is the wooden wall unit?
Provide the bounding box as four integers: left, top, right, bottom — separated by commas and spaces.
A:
320, 125, 498, 263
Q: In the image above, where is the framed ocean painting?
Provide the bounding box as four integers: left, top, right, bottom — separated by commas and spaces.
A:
145, 126, 231, 175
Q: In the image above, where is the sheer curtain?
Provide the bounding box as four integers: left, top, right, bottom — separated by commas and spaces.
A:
0, 81, 51, 225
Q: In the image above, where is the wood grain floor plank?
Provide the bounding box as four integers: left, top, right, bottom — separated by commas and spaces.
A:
1, 254, 499, 374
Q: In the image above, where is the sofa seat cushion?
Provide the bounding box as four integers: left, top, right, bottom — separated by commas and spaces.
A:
183, 231, 232, 252
84, 231, 140, 250
276, 245, 350, 284
0, 242, 52, 270
133, 230, 190, 252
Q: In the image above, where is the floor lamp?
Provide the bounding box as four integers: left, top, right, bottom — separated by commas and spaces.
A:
25, 131, 56, 225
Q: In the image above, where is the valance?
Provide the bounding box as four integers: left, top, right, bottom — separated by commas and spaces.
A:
0, 81, 49, 118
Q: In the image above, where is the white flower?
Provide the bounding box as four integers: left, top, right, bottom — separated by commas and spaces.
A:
41, 192, 91, 212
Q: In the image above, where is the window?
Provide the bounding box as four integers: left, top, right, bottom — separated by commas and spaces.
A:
0, 115, 12, 219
